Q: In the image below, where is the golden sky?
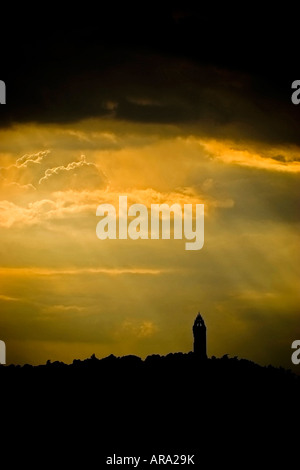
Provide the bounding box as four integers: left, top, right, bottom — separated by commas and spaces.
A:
0, 7, 299, 372
0, 116, 299, 371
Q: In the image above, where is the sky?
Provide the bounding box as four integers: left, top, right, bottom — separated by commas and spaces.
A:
0, 5, 299, 371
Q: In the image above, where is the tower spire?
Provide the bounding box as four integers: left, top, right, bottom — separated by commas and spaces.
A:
193, 313, 207, 359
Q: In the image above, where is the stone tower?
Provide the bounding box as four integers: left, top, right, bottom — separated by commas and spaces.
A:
193, 313, 207, 359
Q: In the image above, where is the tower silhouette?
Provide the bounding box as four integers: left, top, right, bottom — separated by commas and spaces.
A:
193, 313, 207, 359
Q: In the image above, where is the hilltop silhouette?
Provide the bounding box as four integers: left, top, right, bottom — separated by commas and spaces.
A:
1, 314, 299, 467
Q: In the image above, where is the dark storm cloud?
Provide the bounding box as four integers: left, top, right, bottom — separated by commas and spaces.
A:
1, 5, 299, 145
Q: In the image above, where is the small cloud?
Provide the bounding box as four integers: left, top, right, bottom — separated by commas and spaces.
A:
138, 321, 158, 337
16, 150, 50, 168
0, 175, 36, 195
270, 154, 300, 163
103, 101, 118, 111
0, 198, 86, 228
270, 154, 288, 163
127, 96, 162, 107
0, 267, 168, 276
39, 155, 107, 191
121, 320, 158, 338
201, 139, 300, 173
42, 304, 86, 315
0, 294, 20, 302
0, 149, 54, 195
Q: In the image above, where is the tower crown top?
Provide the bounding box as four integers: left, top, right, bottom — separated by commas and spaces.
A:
193, 312, 207, 359
193, 313, 206, 329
